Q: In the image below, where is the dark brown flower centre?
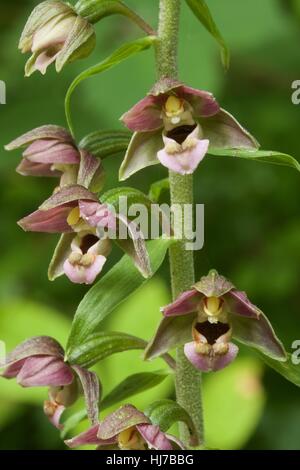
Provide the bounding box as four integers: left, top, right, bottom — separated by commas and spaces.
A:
80, 234, 98, 254
167, 124, 197, 144
195, 321, 230, 345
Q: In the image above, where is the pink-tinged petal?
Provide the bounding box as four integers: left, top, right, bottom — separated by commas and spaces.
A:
24, 140, 79, 164
116, 214, 151, 278
63, 254, 106, 285
98, 405, 150, 440
119, 131, 162, 181
72, 366, 101, 425
17, 159, 60, 177
1, 359, 27, 379
39, 184, 97, 211
225, 290, 260, 319
31, 14, 75, 52
44, 400, 65, 429
162, 289, 202, 317
79, 201, 116, 230
144, 315, 195, 361
184, 341, 239, 372
17, 355, 74, 387
179, 86, 220, 117
5, 125, 73, 151
121, 95, 163, 132
18, 206, 73, 233
200, 108, 259, 149
3, 336, 64, 370
164, 433, 186, 450
33, 49, 60, 75
193, 269, 234, 297
137, 424, 173, 450
157, 136, 209, 174
231, 312, 287, 361
77, 149, 102, 190
65, 425, 116, 448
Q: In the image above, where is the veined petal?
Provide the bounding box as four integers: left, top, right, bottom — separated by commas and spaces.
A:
72, 366, 100, 425
225, 290, 260, 319
144, 315, 195, 361
121, 95, 163, 132
79, 201, 116, 230
65, 425, 116, 448
231, 312, 287, 361
200, 108, 259, 149
18, 206, 73, 233
77, 149, 103, 190
179, 86, 220, 117
48, 233, 75, 281
184, 341, 239, 372
24, 140, 79, 164
119, 131, 162, 181
162, 289, 202, 317
39, 184, 97, 211
16, 356, 73, 387
97, 405, 149, 440
17, 159, 60, 177
136, 424, 173, 450
193, 269, 234, 297
5, 125, 73, 151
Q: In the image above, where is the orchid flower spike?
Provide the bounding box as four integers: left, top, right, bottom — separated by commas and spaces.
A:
0, 336, 100, 429
145, 270, 287, 372
120, 78, 259, 178
19, 0, 95, 76
65, 404, 185, 450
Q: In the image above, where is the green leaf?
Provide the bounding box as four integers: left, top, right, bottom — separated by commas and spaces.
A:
79, 130, 131, 159
258, 352, 300, 387
203, 358, 265, 450
66, 238, 174, 356
185, 0, 230, 69
67, 331, 146, 367
149, 178, 170, 203
144, 399, 197, 443
65, 36, 157, 135
61, 408, 87, 439
208, 147, 300, 172
101, 370, 171, 410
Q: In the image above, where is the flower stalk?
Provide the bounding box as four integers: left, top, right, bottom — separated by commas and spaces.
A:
156, 0, 204, 446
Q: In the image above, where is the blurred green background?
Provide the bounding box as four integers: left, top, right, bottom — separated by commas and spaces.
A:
0, 0, 300, 450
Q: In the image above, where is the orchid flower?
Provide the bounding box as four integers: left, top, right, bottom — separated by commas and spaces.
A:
120, 78, 259, 178
65, 404, 184, 450
145, 270, 287, 372
19, 0, 95, 76
0, 336, 100, 429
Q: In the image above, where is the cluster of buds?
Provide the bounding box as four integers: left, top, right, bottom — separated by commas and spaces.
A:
120, 79, 259, 177
6, 125, 150, 284
65, 404, 184, 450
146, 270, 287, 372
0, 336, 100, 429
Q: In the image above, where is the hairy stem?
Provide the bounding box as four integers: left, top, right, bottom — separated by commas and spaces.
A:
155, 0, 204, 446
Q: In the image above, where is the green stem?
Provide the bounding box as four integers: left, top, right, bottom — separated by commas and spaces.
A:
155, 0, 204, 447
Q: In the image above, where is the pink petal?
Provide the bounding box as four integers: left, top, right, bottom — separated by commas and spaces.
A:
17, 159, 60, 177
137, 424, 173, 450
65, 425, 116, 448
63, 255, 106, 285
184, 341, 239, 372
79, 201, 116, 230
24, 140, 79, 164
44, 401, 65, 429
17, 356, 74, 387
34, 50, 60, 75
162, 289, 202, 317
157, 134, 209, 174
121, 95, 163, 132
5, 125, 73, 151
18, 206, 74, 233
225, 290, 260, 318
179, 86, 220, 117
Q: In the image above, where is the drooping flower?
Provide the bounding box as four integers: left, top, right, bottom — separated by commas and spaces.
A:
18, 185, 151, 284
0, 336, 100, 429
19, 0, 95, 76
5, 125, 104, 191
120, 79, 259, 178
145, 270, 287, 372
65, 404, 185, 450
